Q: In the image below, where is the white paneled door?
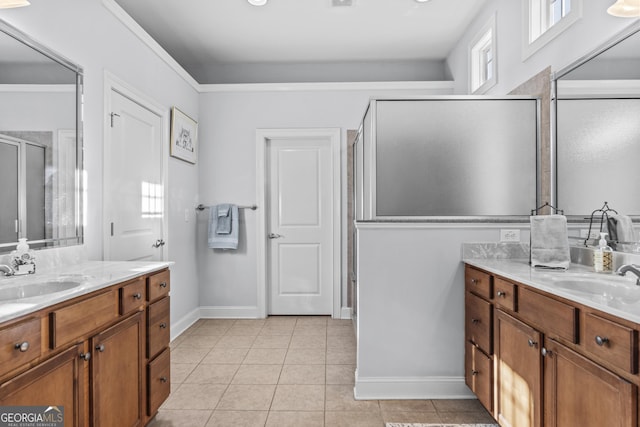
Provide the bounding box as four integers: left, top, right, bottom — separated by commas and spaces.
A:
105, 89, 164, 261
267, 137, 334, 315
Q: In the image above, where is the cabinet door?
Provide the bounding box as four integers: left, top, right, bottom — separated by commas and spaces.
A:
544, 338, 637, 427
495, 309, 542, 427
91, 312, 143, 427
0, 344, 84, 427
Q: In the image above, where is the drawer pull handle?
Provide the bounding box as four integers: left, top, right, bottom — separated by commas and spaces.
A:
470, 278, 478, 285
496, 291, 506, 297
160, 282, 167, 288
79, 352, 91, 361
15, 341, 29, 352
160, 376, 168, 383
542, 347, 552, 357
528, 339, 537, 348
471, 318, 480, 324
595, 335, 610, 346
133, 293, 142, 300
96, 344, 105, 352
159, 322, 167, 329
471, 370, 479, 376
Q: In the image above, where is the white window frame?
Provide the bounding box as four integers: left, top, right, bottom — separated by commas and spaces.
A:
522, 0, 582, 60
469, 14, 497, 94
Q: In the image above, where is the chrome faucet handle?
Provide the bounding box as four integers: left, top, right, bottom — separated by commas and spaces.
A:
0, 264, 16, 276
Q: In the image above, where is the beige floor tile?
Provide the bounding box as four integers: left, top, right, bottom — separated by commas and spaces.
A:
327, 334, 356, 349
171, 363, 197, 384
438, 410, 496, 424
161, 383, 227, 410
169, 334, 187, 349
327, 318, 353, 327
279, 364, 325, 384
327, 324, 355, 336
289, 333, 327, 349
206, 410, 268, 427
201, 348, 249, 364
226, 324, 264, 336
325, 385, 380, 412
232, 364, 283, 384
214, 335, 256, 349
234, 319, 266, 326
175, 334, 221, 349
148, 409, 212, 427
381, 411, 442, 424
284, 348, 326, 364
265, 316, 298, 325
190, 324, 233, 336
326, 364, 355, 385
259, 324, 295, 336
184, 363, 239, 384
324, 410, 384, 427
432, 398, 486, 412
271, 384, 325, 411
265, 410, 324, 427
293, 325, 327, 336
295, 316, 329, 326
326, 347, 356, 364
243, 348, 288, 364
170, 347, 211, 364
379, 400, 436, 412
216, 384, 276, 411
252, 334, 291, 348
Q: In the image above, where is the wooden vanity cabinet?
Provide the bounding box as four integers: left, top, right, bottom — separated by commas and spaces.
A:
0, 268, 170, 427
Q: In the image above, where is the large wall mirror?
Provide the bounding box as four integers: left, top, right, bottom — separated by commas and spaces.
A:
0, 19, 83, 253
554, 21, 640, 252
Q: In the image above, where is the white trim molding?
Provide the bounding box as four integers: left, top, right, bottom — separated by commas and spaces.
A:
199, 306, 262, 319
256, 128, 342, 319
170, 307, 200, 342
200, 81, 455, 93
557, 79, 640, 97
354, 372, 476, 400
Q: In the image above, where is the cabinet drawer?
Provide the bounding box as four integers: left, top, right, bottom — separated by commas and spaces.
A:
148, 347, 170, 417
147, 296, 170, 359
518, 287, 577, 343
50, 290, 118, 349
120, 277, 146, 316
465, 266, 492, 300
0, 317, 41, 375
494, 278, 517, 312
465, 341, 492, 413
583, 313, 638, 374
147, 269, 170, 303
465, 291, 492, 354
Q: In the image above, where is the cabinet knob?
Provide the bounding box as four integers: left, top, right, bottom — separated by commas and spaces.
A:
160, 282, 167, 288
528, 339, 537, 348
542, 347, 552, 357
160, 376, 168, 383
496, 291, 506, 297
95, 344, 105, 352
133, 293, 142, 300
14, 341, 29, 352
595, 335, 610, 346
470, 278, 478, 285
159, 322, 167, 329
471, 370, 479, 376
79, 352, 91, 361
471, 318, 480, 324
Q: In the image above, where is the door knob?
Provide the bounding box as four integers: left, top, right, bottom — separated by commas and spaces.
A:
268, 233, 283, 239
152, 239, 166, 248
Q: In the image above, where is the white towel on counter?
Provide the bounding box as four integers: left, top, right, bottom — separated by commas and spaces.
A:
530, 215, 570, 270
208, 204, 239, 250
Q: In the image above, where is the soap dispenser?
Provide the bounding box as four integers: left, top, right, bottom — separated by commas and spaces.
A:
593, 232, 613, 273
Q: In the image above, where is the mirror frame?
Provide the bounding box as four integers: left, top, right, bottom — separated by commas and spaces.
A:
551, 20, 640, 219
0, 19, 84, 252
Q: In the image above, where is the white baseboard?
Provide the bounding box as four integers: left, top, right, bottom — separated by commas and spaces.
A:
340, 306, 352, 320
354, 371, 475, 400
170, 307, 200, 342
199, 305, 263, 319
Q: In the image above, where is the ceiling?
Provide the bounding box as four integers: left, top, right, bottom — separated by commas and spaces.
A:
114, 0, 487, 84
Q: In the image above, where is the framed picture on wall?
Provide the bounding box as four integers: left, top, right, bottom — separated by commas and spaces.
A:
170, 107, 197, 164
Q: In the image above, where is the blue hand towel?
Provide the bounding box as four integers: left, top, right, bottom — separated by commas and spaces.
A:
208, 204, 239, 250
216, 204, 232, 235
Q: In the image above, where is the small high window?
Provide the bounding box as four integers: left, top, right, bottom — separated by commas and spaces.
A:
524, 0, 582, 59
470, 15, 497, 94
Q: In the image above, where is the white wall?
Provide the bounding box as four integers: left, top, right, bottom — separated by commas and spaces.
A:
196, 85, 452, 316
1, 0, 201, 331
446, 0, 636, 95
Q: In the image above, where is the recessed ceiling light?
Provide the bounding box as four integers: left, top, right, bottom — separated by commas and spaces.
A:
607, 0, 640, 17
247, 0, 267, 6
0, 0, 30, 8
415, 0, 432, 3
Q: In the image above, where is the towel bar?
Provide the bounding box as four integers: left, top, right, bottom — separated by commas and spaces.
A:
196, 204, 258, 211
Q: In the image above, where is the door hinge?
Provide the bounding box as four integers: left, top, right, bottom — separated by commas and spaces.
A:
109, 112, 120, 127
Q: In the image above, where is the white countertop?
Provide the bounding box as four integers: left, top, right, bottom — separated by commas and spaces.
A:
464, 258, 640, 324
0, 260, 172, 323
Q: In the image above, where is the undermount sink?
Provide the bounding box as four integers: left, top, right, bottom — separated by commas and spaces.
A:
0, 280, 83, 302
551, 276, 640, 305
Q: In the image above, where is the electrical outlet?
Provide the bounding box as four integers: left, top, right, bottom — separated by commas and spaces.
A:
580, 229, 600, 239
500, 229, 520, 242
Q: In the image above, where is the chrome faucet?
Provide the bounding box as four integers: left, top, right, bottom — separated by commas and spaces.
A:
616, 264, 640, 286
0, 264, 15, 276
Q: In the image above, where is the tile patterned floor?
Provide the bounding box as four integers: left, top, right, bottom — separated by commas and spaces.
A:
148, 316, 495, 427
